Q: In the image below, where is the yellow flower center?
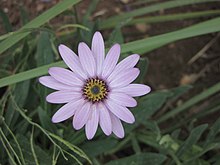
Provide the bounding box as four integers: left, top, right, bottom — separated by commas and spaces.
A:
83, 78, 108, 102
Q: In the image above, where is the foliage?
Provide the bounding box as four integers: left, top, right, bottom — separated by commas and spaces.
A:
1, 0, 220, 164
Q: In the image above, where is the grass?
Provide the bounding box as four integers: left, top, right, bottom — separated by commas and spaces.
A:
0, 0, 220, 164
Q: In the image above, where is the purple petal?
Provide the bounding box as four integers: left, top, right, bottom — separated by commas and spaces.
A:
105, 99, 135, 124
46, 90, 82, 104
113, 84, 151, 97
109, 112, 125, 138
78, 42, 96, 77
49, 67, 83, 87
73, 102, 92, 130
108, 54, 140, 82
58, 44, 88, 79
52, 99, 84, 123
92, 32, 105, 77
98, 103, 112, 136
102, 44, 120, 79
108, 92, 137, 107
39, 76, 72, 90
85, 105, 99, 140
109, 68, 140, 88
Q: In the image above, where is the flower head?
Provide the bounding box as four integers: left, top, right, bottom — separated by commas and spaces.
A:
39, 32, 151, 140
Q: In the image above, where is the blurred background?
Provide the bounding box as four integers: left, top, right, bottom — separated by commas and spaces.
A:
1, 0, 220, 165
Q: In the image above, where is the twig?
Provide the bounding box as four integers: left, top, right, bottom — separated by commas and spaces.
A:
188, 33, 220, 65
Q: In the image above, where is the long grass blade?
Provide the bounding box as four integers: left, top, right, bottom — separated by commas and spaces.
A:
123, 10, 220, 27
100, 0, 219, 29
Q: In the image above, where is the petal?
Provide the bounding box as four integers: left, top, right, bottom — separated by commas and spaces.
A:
108, 54, 140, 82
78, 42, 96, 77
52, 99, 84, 123
49, 67, 84, 87
105, 99, 135, 124
113, 84, 151, 97
102, 44, 120, 79
110, 112, 124, 138
85, 105, 99, 140
73, 102, 92, 130
39, 76, 72, 90
46, 90, 82, 104
58, 44, 88, 79
109, 68, 140, 88
98, 103, 112, 136
108, 92, 137, 107
92, 32, 105, 76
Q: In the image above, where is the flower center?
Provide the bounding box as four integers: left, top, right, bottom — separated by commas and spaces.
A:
83, 78, 108, 102
91, 85, 100, 95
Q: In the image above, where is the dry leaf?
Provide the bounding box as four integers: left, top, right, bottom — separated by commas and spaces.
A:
180, 74, 198, 85
93, 9, 107, 17
120, 0, 130, 4
135, 23, 151, 33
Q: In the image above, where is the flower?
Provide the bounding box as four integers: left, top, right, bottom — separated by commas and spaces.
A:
39, 32, 151, 140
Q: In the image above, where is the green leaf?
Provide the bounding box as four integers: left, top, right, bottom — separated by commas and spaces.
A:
105, 153, 167, 165
142, 120, 161, 141
36, 31, 55, 66
102, 10, 220, 29
48, 132, 92, 164
0, 128, 23, 165
37, 106, 56, 133
5, 80, 30, 128
176, 124, 208, 158
185, 159, 210, 165
81, 139, 118, 157
169, 85, 192, 98
159, 134, 180, 152
205, 118, 220, 146
125, 91, 172, 132
137, 91, 173, 120
0, 69, 11, 79
0, 61, 66, 88
126, 86, 191, 132
0, 27, 54, 41
56, 24, 90, 32
82, 0, 99, 21
158, 82, 220, 123
2, 121, 26, 164
0, 0, 81, 54
106, 18, 132, 47
14, 134, 52, 165
163, 103, 220, 134
107, 27, 124, 46
35, 31, 55, 111
0, 9, 12, 32
184, 143, 220, 163
19, 6, 29, 25
135, 57, 149, 83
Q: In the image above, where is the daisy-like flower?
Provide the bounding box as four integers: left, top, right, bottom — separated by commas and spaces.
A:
39, 32, 151, 140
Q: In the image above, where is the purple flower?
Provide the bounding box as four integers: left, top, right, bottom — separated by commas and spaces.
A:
39, 32, 151, 140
